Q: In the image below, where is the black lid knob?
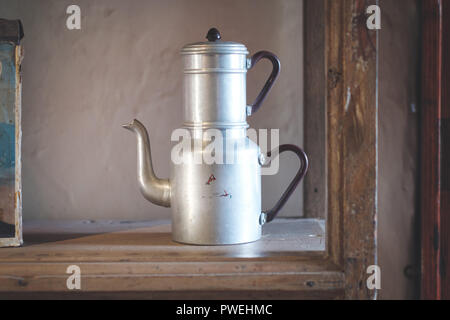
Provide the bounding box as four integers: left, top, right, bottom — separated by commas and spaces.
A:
206, 28, 221, 42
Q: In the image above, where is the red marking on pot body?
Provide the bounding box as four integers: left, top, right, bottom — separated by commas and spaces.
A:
206, 174, 216, 185
219, 190, 232, 199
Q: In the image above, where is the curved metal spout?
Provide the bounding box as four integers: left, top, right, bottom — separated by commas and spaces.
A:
122, 119, 171, 207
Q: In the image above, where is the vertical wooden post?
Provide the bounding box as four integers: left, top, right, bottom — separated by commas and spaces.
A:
440, 0, 450, 301
326, 0, 378, 299
420, 0, 441, 300
421, 0, 450, 300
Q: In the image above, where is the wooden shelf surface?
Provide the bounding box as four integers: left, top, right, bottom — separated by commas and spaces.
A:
0, 219, 344, 299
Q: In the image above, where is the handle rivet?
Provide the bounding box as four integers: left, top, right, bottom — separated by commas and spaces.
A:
259, 212, 267, 226
258, 153, 266, 166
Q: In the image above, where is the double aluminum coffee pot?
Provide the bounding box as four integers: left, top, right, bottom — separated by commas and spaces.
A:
123, 28, 308, 245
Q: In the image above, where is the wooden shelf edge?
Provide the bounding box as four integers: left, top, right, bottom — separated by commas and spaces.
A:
0, 259, 344, 294
0, 289, 345, 300
0, 270, 345, 294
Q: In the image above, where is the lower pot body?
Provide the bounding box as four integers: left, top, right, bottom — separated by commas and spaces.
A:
170, 133, 262, 245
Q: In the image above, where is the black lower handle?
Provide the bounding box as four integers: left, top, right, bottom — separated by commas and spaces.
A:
265, 144, 309, 223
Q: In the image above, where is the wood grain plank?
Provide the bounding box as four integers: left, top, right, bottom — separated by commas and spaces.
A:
341, 0, 377, 300
0, 265, 344, 293
440, 0, 450, 301
0, 290, 345, 300
326, 0, 378, 299
325, 0, 345, 270
421, 0, 442, 300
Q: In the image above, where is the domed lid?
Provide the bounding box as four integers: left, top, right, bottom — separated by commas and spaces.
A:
180, 28, 248, 55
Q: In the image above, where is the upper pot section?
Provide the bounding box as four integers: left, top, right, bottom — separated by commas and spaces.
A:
180, 28, 249, 55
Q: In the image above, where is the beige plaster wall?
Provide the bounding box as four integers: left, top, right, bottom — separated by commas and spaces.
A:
378, 0, 420, 300
0, 0, 304, 221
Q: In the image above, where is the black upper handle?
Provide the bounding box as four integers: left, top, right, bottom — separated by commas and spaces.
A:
264, 144, 308, 223
247, 51, 280, 115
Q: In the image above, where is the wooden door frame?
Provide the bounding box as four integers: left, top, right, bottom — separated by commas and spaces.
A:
304, 0, 379, 300
0, 1, 378, 299
324, 0, 378, 299
420, 0, 450, 300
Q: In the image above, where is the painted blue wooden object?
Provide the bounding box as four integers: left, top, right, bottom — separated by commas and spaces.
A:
0, 19, 23, 245
0, 43, 15, 184
0, 42, 16, 238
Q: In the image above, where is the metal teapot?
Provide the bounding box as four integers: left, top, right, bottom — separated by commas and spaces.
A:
123, 28, 308, 245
